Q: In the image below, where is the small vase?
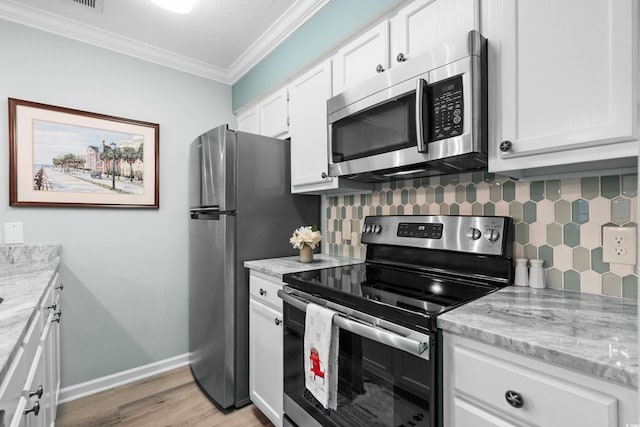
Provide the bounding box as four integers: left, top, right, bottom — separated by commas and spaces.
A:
299, 245, 313, 263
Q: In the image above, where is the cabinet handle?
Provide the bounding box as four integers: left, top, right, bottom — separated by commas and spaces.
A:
24, 401, 40, 416
321, 172, 327, 179
52, 310, 62, 323
274, 318, 281, 326
55, 284, 64, 291
376, 64, 385, 73
505, 390, 524, 408
499, 140, 512, 152
29, 385, 43, 399
46, 303, 57, 311
396, 53, 406, 62
259, 289, 266, 296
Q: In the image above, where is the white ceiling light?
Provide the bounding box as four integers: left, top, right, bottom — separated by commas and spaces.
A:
149, 0, 197, 14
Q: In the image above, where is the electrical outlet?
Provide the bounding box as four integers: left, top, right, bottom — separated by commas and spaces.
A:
4, 222, 24, 244
602, 226, 636, 265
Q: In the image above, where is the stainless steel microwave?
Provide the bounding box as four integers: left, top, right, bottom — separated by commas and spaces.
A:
328, 30, 487, 182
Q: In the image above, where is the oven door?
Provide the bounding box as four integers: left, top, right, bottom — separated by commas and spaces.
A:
280, 289, 437, 427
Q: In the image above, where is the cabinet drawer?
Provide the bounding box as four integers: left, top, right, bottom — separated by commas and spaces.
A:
249, 272, 283, 311
22, 310, 42, 364
453, 345, 617, 427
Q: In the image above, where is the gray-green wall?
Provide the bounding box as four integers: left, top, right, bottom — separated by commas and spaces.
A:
0, 20, 236, 388
232, 0, 398, 111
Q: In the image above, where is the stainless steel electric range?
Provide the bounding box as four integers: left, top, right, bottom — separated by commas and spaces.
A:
278, 215, 514, 427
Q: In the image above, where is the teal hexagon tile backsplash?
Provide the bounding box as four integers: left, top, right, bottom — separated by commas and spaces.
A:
325, 173, 638, 300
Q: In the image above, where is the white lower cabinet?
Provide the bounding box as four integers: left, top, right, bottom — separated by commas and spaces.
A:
0, 273, 62, 427
248, 271, 284, 427
443, 332, 638, 427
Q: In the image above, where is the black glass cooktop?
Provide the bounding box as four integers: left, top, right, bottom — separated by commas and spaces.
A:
283, 263, 502, 332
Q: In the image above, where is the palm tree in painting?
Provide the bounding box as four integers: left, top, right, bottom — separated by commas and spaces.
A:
120, 146, 141, 182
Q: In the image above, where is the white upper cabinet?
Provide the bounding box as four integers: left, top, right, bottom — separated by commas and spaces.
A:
289, 60, 333, 191
236, 87, 289, 138
258, 87, 289, 138
331, 21, 390, 95
390, 0, 479, 64
236, 106, 259, 134
289, 60, 371, 194
485, 0, 639, 177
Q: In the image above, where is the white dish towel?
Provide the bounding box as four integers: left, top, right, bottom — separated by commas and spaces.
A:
304, 303, 339, 410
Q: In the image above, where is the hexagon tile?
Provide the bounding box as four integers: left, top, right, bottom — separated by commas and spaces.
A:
325, 173, 638, 300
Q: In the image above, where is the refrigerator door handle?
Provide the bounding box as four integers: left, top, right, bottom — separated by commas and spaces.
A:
190, 206, 235, 220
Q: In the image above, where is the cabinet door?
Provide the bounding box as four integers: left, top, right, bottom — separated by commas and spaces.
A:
40, 314, 56, 427
332, 21, 390, 95
487, 0, 638, 176
258, 88, 289, 138
237, 107, 259, 134
22, 347, 45, 427
453, 397, 517, 427
0, 347, 26, 427
390, 0, 479, 64
289, 60, 335, 192
249, 298, 283, 427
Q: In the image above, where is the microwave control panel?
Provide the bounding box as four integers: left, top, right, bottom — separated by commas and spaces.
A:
430, 75, 464, 141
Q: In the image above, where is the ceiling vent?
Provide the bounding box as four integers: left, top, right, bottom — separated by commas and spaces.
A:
69, 0, 104, 13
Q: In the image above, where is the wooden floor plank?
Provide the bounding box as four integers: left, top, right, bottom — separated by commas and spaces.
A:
56, 366, 273, 427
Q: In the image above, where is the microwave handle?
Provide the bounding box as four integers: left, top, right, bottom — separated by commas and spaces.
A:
416, 78, 428, 153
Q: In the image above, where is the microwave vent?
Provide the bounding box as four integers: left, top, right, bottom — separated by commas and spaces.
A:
68, 0, 104, 12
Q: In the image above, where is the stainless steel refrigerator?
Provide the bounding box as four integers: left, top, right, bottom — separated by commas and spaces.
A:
188, 124, 319, 410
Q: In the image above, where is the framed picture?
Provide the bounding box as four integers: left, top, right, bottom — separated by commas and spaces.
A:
8, 98, 159, 208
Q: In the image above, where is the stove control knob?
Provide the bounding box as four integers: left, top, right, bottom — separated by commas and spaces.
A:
466, 227, 482, 240
485, 228, 501, 242
365, 225, 372, 233
374, 225, 382, 234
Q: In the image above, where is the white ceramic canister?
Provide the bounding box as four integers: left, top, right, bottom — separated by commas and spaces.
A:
529, 259, 545, 289
514, 258, 529, 286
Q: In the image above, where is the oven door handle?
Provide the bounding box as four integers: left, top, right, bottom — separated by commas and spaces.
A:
279, 290, 430, 358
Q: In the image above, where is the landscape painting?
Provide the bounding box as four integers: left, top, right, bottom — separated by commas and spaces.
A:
9, 98, 159, 208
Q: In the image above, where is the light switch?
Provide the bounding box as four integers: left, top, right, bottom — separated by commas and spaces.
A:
4, 223, 24, 244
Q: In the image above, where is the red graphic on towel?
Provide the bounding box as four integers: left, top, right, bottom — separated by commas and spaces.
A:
309, 347, 325, 380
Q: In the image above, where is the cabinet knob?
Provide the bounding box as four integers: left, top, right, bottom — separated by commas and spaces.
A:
321, 172, 327, 179
499, 140, 513, 152
376, 64, 385, 73
55, 284, 64, 291
46, 303, 57, 311
52, 310, 62, 323
396, 53, 406, 62
274, 318, 281, 326
259, 288, 266, 296
24, 401, 40, 416
29, 385, 44, 399
505, 390, 524, 408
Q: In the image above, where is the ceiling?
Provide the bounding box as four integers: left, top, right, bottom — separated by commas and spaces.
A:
0, 0, 328, 83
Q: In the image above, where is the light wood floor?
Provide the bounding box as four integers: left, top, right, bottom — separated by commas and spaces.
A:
56, 365, 273, 427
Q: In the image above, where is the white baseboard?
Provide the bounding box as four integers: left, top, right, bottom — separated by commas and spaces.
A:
58, 353, 190, 404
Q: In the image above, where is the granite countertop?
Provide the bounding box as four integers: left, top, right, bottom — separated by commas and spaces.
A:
0, 244, 61, 386
244, 253, 363, 279
438, 286, 638, 389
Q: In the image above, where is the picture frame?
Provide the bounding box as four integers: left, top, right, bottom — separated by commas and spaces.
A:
8, 98, 159, 208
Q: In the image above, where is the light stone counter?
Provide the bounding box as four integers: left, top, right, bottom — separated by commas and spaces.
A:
244, 253, 363, 280
438, 286, 638, 389
0, 244, 61, 386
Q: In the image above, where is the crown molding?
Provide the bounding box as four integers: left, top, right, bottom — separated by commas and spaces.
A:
227, 0, 329, 84
0, 0, 327, 84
